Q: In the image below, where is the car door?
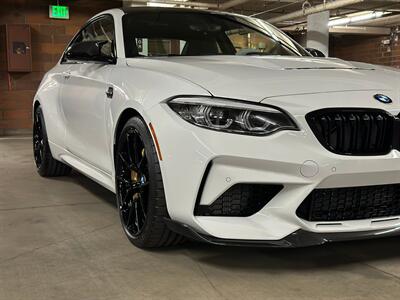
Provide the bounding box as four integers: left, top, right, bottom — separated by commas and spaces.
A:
60, 15, 116, 174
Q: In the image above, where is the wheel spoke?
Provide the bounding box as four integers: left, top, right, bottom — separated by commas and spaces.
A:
118, 188, 128, 209
137, 152, 145, 169
126, 204, 135, 228
118, 152, 130, 169
119, 152, 138, 174
128, 131, 144, 170
134, 202, 140, 230
132, 136, 141, 165
126, 132, 136, 165
137, 193, 147, 218
121, 188, 133, 204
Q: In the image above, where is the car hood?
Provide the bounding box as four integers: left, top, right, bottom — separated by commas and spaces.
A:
126, 56, 400, 102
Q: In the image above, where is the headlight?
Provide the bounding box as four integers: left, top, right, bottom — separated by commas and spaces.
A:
168, 97, 298, 136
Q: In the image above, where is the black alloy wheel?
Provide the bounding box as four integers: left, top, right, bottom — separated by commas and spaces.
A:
33, 110, 45, 168
116, 127, 149, 237
115, 117, 184, 248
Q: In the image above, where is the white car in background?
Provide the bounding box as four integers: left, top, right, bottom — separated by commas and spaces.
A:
33, 7, 400, 248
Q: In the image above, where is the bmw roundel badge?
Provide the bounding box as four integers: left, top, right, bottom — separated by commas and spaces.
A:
374, 94, 392, 104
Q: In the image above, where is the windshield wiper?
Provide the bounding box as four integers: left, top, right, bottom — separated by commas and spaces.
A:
244, 52, 269, 56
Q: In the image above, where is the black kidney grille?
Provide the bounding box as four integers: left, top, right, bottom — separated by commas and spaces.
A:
306, 109, 396, 155
296, 184, 400, 222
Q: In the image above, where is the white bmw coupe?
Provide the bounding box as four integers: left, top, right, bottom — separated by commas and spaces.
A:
33, 7, 400, 248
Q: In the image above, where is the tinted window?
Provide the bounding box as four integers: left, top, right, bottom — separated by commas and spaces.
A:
67, 15, 115, 60
122, 11, 308, 57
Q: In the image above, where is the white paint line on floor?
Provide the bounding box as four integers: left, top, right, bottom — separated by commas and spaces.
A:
0, 137, 31, 141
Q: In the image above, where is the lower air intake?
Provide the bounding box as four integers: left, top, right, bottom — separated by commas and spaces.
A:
297, 183, 400, 222
195, 184, 283, 217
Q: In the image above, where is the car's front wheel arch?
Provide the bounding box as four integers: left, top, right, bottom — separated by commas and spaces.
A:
113, 108, 143, 164
33, 100, 41, 112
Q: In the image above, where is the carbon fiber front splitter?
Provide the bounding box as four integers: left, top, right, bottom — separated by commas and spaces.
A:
164, 218, 400, 248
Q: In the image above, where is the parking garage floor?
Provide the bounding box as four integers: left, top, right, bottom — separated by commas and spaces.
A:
2, 137, 400, 300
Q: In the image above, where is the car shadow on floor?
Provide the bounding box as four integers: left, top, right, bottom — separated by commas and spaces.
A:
178, 237, 400, 272
50, 170, 117, 207
58, 170, 400, 272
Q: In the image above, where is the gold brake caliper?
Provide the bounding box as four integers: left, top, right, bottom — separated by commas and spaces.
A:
131, 170, 139, 183
130, 148, 145, 183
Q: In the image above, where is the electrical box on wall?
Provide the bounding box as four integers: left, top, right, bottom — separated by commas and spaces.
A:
0, 24, 32, 72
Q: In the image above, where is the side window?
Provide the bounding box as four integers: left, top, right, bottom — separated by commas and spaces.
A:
66, 15, 115, 61
134, 38, 187, 56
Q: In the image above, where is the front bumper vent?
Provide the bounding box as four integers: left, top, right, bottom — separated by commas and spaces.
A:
306, 108, 397, 155
195, 184, 283, 217
297, 183, 400, 222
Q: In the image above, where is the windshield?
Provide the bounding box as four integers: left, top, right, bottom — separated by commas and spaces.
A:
122, 10, 309, 58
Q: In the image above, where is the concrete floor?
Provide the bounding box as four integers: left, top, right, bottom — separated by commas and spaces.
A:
2, 138, 400, 300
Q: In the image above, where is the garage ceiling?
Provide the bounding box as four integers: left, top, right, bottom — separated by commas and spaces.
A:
122, 0, 400, 35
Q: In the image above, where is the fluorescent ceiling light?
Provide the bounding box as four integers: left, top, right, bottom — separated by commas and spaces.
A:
147, 2, 175, 7
146, 0, 188, 7
328, 11, 387, 27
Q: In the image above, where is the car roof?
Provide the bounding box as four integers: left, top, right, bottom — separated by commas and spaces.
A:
119, 6, 239, 18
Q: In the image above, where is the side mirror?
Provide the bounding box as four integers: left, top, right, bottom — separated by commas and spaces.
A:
306, 48, 325, 58
66, 40, 116, 63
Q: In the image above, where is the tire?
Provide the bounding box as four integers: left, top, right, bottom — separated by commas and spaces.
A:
115, 117, 184, 248
33, 106, 71, 177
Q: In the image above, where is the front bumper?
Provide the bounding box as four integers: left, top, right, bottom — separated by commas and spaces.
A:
148, 91, 400, 244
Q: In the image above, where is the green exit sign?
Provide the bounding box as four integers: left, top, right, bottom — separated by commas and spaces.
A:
49, 5, 69, 20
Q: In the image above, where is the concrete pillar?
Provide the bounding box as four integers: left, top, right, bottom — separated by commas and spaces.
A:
307, 11, 329, 56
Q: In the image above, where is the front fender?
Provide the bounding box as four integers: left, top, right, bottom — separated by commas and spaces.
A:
107, 65, 211, 182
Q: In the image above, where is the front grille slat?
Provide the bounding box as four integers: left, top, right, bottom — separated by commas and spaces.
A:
306, 109, 395, 155
375, 114, 383, 150
364, 113, 372, 151
342, 114, 351, 153
297, 183, 400, 222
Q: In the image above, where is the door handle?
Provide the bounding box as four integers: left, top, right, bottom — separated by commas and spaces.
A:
106, 87, 114, 99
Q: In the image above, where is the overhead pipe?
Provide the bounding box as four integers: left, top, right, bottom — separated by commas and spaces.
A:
329, 25, 391, 35
355, 13, 400, 27
282, 24, 391, 35
266, 0, 366, 24
250, 0, 303, 17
